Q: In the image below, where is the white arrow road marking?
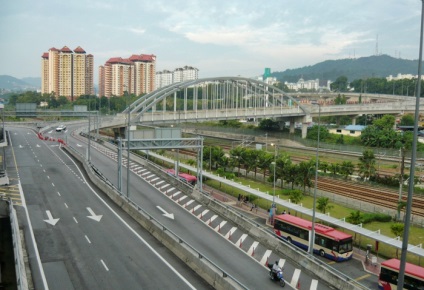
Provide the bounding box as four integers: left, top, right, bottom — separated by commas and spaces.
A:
44, 210, 59, 226
87, 207, 103, 222
77, 144, 83, 147
156, 206, 174, 219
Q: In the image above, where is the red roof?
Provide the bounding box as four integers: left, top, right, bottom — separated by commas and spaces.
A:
74, 46, 86, 53
129, 54, 156, 62
106, 57, 132, 65
60, 46, 72, 53
381, 259, 424, 279
275, 214, 352, 241
49, 47, 59, 51
41, 52, 49, 59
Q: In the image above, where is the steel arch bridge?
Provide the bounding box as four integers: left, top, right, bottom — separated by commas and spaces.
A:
122, 77, 308, 125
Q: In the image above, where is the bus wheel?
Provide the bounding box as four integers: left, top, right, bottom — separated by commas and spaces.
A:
287, 237, 292, 244
319, 249, 325, 257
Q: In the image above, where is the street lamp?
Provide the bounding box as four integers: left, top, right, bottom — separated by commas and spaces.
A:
271, 143, 277, 206
398, 1, 424, 288
309, 102, 321, 256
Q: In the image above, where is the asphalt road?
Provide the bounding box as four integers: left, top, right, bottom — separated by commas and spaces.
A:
10, 126, 212, 290
59, 124, 335, 290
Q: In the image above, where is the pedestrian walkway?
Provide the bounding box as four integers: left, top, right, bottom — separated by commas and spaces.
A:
353, 247, 381, 276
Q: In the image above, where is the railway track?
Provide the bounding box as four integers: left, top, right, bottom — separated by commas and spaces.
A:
318, 177, 424, 216
165, 145, 424, 217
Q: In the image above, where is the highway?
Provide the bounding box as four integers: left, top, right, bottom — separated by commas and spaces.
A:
58, 123, 335, 290
9, 126, 211, 290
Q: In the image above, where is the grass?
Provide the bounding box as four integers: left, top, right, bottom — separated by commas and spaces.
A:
205, 174, 424, 266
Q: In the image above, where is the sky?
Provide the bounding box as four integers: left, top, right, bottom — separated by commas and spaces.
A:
1, 0, 423, 83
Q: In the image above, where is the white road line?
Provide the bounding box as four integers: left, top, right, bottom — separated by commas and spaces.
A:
85, 235, 91, 244
191, 204, 202, 213
155, 180, 164, 186
197, 209, 209, 219
172, 191, 181, 198
236, 234, 248, 248
17, 181, 49, 289
224, 227, 237, 240
214, 220, 227, 232
160, 184, 170, 190
310, 279, 319, 290
177, 196, 187, 203
150, 177, 159, 182
260, 249, 272, 266
47, 176, 50, 179
207, 215, 218, 225
57, 192, 61, 196
64, 203, 68, 208
247, 241, 259, 256
290, 268, 301, 288
184, 200, 194, 208
100, 259, 109, 271
73, 217, 78, 224
279, 258, 286, 268
51, 183, 55, 187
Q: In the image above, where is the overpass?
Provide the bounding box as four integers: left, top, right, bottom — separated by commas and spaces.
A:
98, 76, 419, 138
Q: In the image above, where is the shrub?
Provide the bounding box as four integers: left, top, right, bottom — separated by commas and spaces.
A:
361, 212, 392, 224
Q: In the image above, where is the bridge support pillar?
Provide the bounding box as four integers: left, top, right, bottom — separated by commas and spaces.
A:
289, 121, 295, 134
352, 117, 357, 125
301, 123, 308, 139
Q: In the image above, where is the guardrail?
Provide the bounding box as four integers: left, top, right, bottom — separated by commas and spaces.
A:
8, 200, 29, 290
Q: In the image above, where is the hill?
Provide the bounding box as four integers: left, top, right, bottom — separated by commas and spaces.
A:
271, 55, 421, 84
0, 75, 40, 91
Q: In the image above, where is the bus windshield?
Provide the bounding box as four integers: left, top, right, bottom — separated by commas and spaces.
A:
337, 239, 353, 254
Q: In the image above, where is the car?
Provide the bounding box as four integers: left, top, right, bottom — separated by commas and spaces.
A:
56, 124, 66, 132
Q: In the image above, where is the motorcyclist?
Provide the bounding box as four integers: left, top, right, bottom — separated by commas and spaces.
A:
271, 261, 281, 280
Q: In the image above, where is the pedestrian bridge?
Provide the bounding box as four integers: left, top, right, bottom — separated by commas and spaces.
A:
101, 76, 419, 137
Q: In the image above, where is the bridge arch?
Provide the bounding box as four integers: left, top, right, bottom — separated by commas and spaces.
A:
123, 77, 308, 122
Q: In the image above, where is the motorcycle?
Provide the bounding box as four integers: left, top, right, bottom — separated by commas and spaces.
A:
267, 262, 286, 287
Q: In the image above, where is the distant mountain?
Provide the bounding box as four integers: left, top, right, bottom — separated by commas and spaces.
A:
271, 55, 421, 84
21, 77, 41, 88
0, 75, 40, 91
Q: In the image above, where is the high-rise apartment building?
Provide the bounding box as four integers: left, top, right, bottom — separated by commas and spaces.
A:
41, 46, 94, 100
155, 66, 199, 89
98, 54, 156, 98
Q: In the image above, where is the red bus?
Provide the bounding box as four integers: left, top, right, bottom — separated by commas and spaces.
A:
273, 214, 353, 261
166, 169, 197, 185
378, 258, 424, 290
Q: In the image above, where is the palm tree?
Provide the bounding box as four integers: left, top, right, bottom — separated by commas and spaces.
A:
340, 161, 355, 179
317, 197, 334, 214
346, 211, 362, 244
229, 146, 244, 175
390, 223, 404, 258
358, 150, 376, 181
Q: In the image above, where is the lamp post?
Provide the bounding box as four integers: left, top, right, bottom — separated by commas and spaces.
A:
309, 102, 321, 256
126, 89, 131, 199
398, 1, 424, 288
271, 143, 277, 206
